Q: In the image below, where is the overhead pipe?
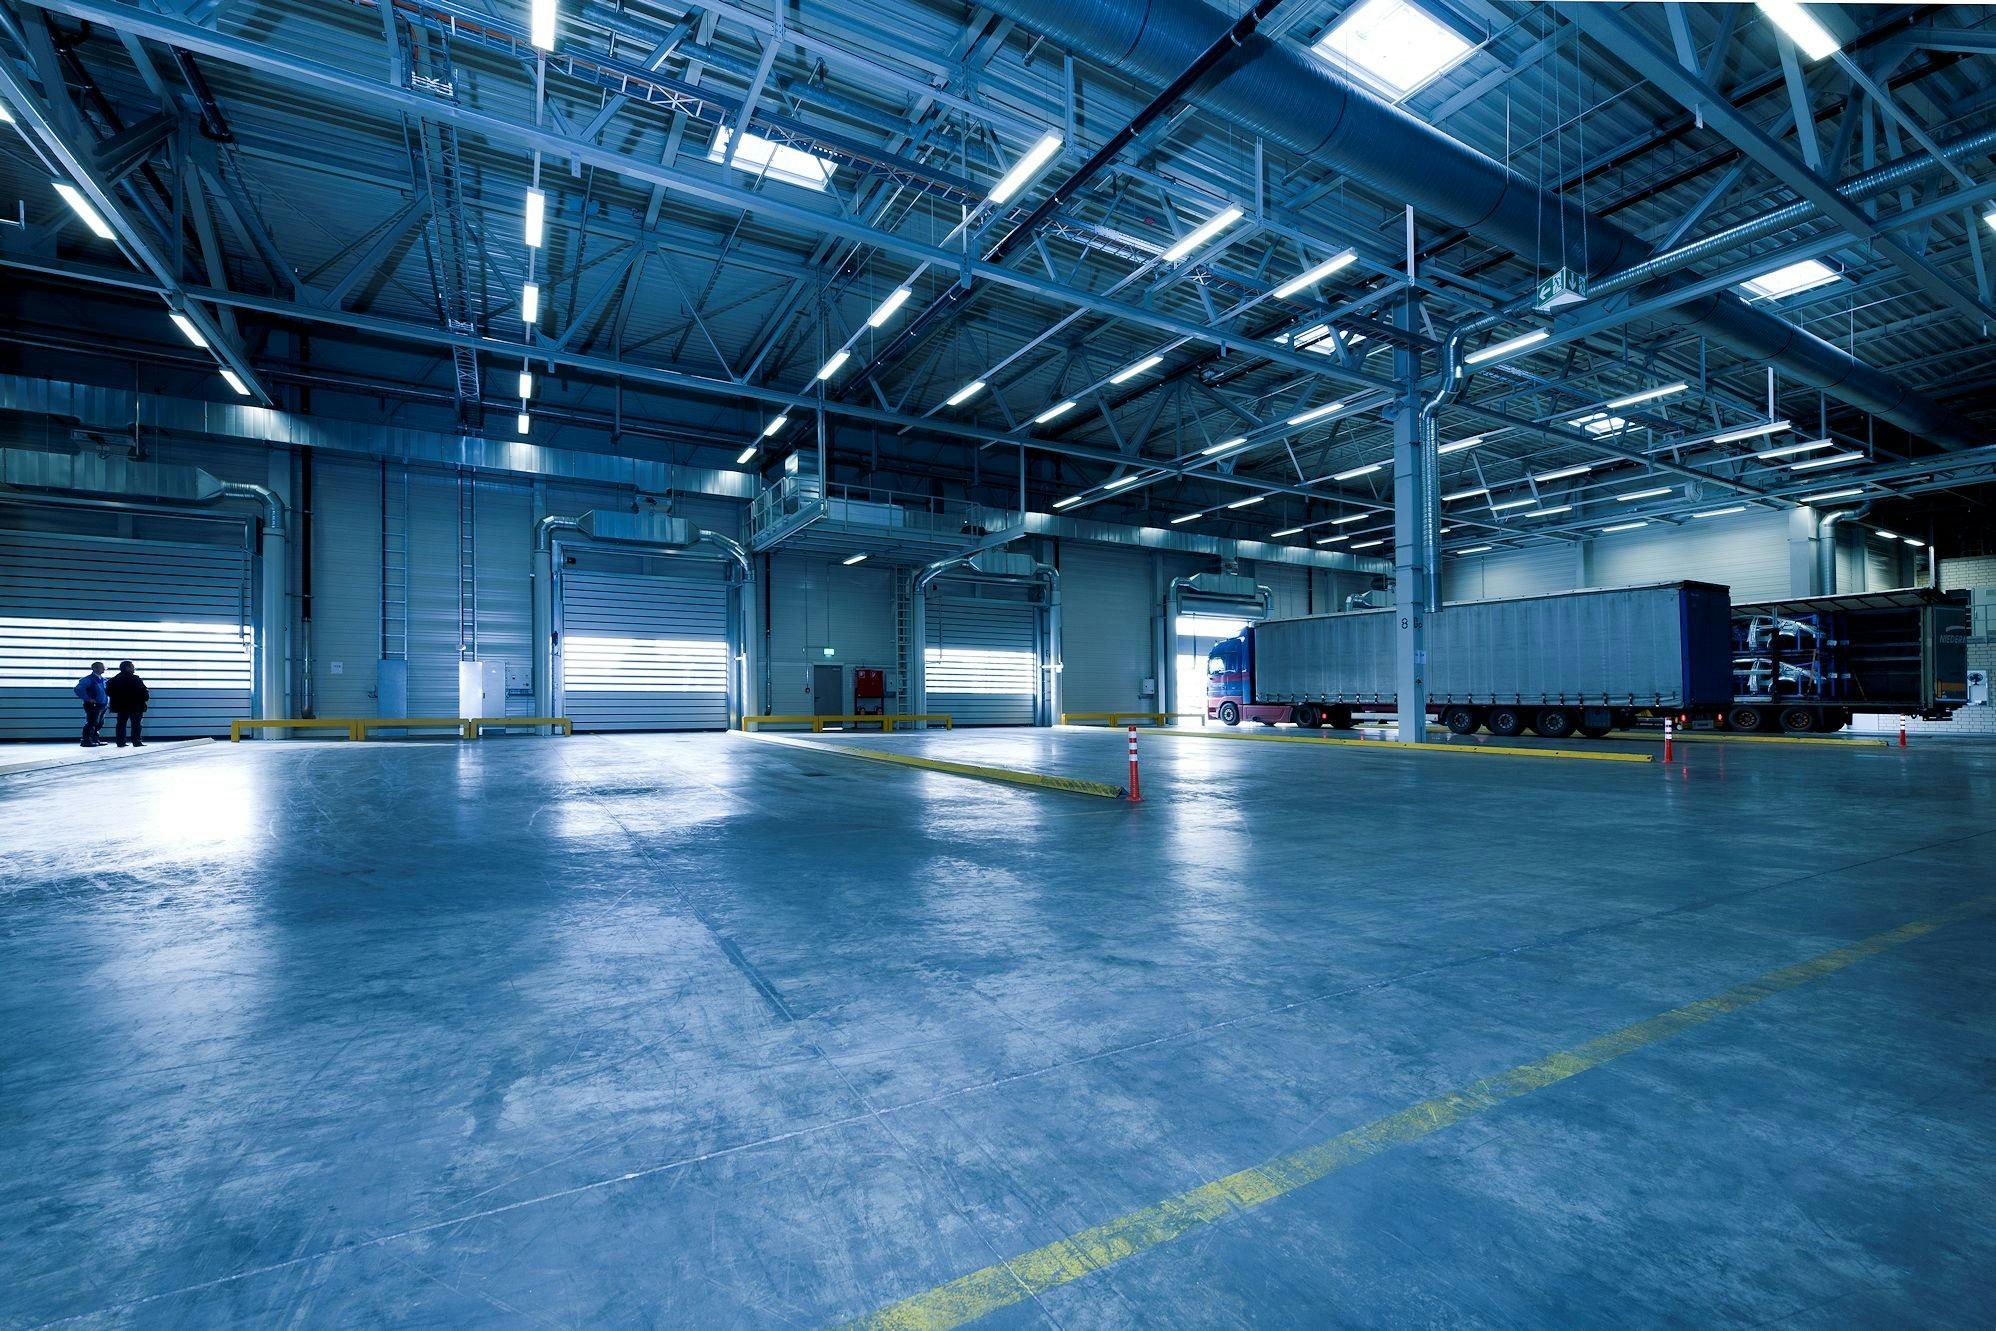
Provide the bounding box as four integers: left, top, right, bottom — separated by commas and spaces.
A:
980, 0, 1982, 450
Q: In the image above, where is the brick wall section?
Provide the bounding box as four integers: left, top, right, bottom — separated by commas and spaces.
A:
1848, 557, 1995, 736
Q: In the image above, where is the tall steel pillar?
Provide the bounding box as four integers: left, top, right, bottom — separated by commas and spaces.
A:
1391, 220, 1429, 745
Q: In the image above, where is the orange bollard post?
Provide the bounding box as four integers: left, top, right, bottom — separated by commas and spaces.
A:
1664, 715, 1674, 764
1900, 716, 1908, 748
1126, 723, 1142, 802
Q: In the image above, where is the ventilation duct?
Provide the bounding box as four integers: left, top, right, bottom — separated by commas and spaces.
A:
983, 0, 1981, 449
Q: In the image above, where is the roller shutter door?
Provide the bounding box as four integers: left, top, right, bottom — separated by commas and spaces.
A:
925, 598, 1039, 726
1060, 545, 1151, 714
558, 569, 731, 731
0, 528, 254, 738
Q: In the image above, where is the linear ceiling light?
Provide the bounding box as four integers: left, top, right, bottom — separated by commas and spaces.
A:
1033, 400, 1076, 424
1052, 494, 1085, 509
1286, 401, 1346, 426
1109, 354, 1164, 385
1104, 474, 1144, 490
1755, 437, 1833, 459
516, 412, 531, 435
524, 188, 545, 248
1350, 538, 1388, 549
52, 182, 115, 240
762, 415, 789, 437
945, 380, 986, 407
1534, 463, 1592, 483
1315, 533, 1349, 544
1531, 505, 1573, 516
1599, 521, 1648, 534
1332, 462, 1384, 481
1618, 486, 1674, 501
865, 286, 913, 328
1790, 451, 1866, 471
220, 369, 250, 396
1334, 512, 1371, 524
1464, 329, 1548, 365
1801, 487, 1866, 503
1756, 1, 1839, 60
1489, 497, 1538, 511
1442, 486, 1487, 501
529, 0, 557, 50
521, 282, 540, 325
1694, 506, 1747, 518
1162, 204, 1246, 263
1271, 526, 1305, 538
1712, 419, 1791, 444
842, 553, 869, 565
988, 131, 1063, 206
1903, 535, 1926, 547
735, 446, 756, 465
169, 312, 208, 349
815, 350, 850, 381
1274, 249, 1358, 299
1603, 382, 1688, 410
1454, 545, 1493, 556
1202, 436, 1248, 456
1225, 495, 1264, 509
1171, 512, 1202, 524
517, 370, 533, 400
1437, 436, 1482, 454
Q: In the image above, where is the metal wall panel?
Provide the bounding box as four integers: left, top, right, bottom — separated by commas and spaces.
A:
558, 568, 731, 730
405, 471, 464, 716
308, 457, 381, 716
473, 478, 534, 714
1255, 562, 1311, 618
766, 553, 898, 714
924, 595, 1039, 725
1592, 511, 1790, 599
0, 527, 254, 738
1060, 543, 1152, 714
1443, 545, 1576, 601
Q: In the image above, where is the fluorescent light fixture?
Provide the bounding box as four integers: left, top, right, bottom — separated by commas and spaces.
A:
1315, 534, 1349, 545
1756, 1, 1839, 61
1105, 474, 1144, 490
1273, 249, 1357, 299
0, 98, 12, 124
1333, 462, 1384, 481
1801, 487, 1865, 503
1109, 354, 1164, 385
1271, 526, 1305, 539
169, 312, 208, 349
843, 553, 869, 565
524, 189, 545, 247
1334, 512, 1371, 524
1712, 419, 1792, 445
1454, 545, 1493, 556
1534, 463, 1592, 483
516, 412, 531, 435
529, 0, 557, 50
1873, 529, 1899, 540
1740, 259, 1838, 300
518, 370, 533, 399
1351, 538, 1387, 550
1599, 521, 1649, 534
815, 349, 850, 381
521, 282, 540, 325
1171, 513, 1202, 524
1694, 506, 1747, 518
1464, 328, 1549, 365
709, 128, 837, 191
735, 446, 756, 465
1202, 436, 1248, 456
1052, 494, 1085, 509
1286, 401, 1346, 426
1755, 437, 1834, 459
1033, 400, 1076, 424
945, 380, 986, 407
1531, 505, 1573, 516
1490, 497, 1537, 511
1603, 382, 1688, 410
866, 286, 913, 328
1310, 0, 1474, 98
988, 131, 1063, 206
1437, 436, 1482, 454
1985, 208, 1996, 236
762, 415, 789, 437
1442, 487, 1488, 502
1790, 451, 1865, 471
1902, 535, 1926, 547
220, 369, 249, 396
52, 182, 115, 240
1224, 495, 1264, 509
1162, 204, 1245, 264
1618, 486, 1673, 501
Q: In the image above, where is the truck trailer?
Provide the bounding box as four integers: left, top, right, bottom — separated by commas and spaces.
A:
1722, 588, 1971, 733
1205, 581, 1736, 739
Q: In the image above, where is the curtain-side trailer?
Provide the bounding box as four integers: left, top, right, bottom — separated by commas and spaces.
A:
1723, 588, 1971, 733
1204, 582, 1735, 740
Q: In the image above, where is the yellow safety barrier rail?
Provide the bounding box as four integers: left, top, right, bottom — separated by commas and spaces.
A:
231, 717, 572, 741
1061, 711, 1168, 727
741, 713, 952, 733
465, 716, 574, 738
231, 718, 365, 742
1150, 727, 1652, 763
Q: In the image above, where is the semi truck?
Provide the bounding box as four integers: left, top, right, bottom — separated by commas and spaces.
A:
1204, 581, 1737, 739
1721, 588, 1971, 733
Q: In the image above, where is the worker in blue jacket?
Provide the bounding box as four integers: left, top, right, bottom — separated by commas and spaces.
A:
73, 661, 109, 747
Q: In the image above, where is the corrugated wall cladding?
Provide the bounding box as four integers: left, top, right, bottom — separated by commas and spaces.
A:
1591, 511, 1792, 599
1444, 544, 1576, 601
308, 457, 382, 716
1060, 543, 1153, 714
473, 479, 534, 713
766, 553, 898, 715
1256, 563, 1311, 618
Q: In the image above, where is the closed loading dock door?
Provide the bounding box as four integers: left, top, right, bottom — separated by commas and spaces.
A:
925, 597, 1039, 726
558, 569, 731, 731
0, 528, 255, 738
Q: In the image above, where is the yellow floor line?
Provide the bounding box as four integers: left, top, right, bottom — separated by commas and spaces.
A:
749, 733, 1127, 799
1142, 726, 1652, 764
840, 893, 1996, 1331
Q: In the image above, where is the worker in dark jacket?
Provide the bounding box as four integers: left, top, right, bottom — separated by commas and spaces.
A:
73, 661, 109, 747
106, 660, 150, 748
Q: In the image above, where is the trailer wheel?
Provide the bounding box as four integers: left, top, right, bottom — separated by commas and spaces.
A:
1217, 701, 1241, 726
1293, 703, 1323, 729
1441, 706, 1480, 736
1530, 709, 1577, 739
1325, 706, 1356, 730
1778, 706, 1818, 733
1486, 706, 1525, 737
1727, 705, 1770, 732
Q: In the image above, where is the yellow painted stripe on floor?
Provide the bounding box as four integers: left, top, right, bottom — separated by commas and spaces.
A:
752, 733, 1126, 799
1142, 725, 1652, 764
841, 894, 1996, 1331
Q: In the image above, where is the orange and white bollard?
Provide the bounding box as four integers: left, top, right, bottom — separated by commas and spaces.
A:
1126, 723, 1142, 802
1663, 715, 1674, 764
1899, 716, 1908, 748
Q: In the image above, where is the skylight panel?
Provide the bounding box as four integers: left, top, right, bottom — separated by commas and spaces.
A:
710, 128, 837, 192
1740, 259, 1839, 300
1311, 0, 1474, 98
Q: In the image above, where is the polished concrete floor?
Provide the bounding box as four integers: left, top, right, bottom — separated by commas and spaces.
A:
3, 728, 1993, 1328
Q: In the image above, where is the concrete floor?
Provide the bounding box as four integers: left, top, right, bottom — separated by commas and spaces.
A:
3, 728, 1994, 1328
